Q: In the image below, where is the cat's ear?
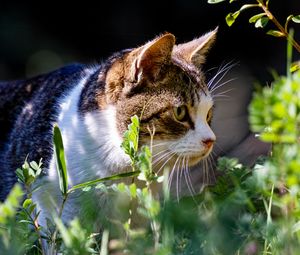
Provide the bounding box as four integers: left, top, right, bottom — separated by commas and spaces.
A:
131, 33, 175, 83
174, 27, 218, 67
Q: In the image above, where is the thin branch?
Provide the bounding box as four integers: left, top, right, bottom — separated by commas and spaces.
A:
258, 0, 300, 53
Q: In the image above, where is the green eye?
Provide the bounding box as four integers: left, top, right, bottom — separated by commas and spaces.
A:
173, 105, 188, 121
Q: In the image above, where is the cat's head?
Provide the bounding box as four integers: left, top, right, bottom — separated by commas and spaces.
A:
104, 29, 217, 169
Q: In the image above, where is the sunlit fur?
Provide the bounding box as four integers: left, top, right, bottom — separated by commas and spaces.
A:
31, 30, 220, 226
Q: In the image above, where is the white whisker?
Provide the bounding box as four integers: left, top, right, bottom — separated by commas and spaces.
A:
210, 78, 237, 94
208, 154, 216, 183
205, 158, 211, 184
168, 156, 180, 195
184, 157, 196, 196
212, 88, 234, 97
176, 157, 181, 202
179, 156, 185, 198
152, 150, 173, 166
202, 159, 207, 185
151, 142, 168, 148
156, 152, 176, 174
214, 142, 225, 154
152, 148, 171, 159
207, 61, 236, 90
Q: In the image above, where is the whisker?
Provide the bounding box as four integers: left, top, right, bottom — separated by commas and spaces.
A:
214, 142, 225, 154
208, 64, 236, 91
151, 142, 168, 148
184, 157, 197, 196
212, 94, 231, 99
212, 87, 234, 97
202, 159, 208, 185
208, 154, 217, 183
210, 78, 237, 94
205, 65, 219, 73
168, 156, 180, 195
152, 148, 171, 159
205, 158, 211, 184
176, 156, 183, 202
207, 62, 228, 88
179, 156, 185, 197
156, 152, 176, 174
207, 61, 236, 89
152, 150, 174, 166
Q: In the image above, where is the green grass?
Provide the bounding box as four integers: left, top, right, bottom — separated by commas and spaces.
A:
2, 68, 300, 255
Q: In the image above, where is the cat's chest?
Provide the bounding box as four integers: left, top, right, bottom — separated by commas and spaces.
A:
48, 73, 130, 186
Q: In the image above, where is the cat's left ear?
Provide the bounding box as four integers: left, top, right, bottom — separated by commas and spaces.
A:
130, 33, 176, 83
174, 27, 218, 67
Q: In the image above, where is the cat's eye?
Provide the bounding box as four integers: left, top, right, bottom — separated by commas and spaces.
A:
206, 108, 213, 123
173, 105, 188, 122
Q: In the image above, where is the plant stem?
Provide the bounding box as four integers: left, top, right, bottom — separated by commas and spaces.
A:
258, 0, 300, 53
49, 194, 69, 255
34, 217, 46, 255
23, 208, 46, 255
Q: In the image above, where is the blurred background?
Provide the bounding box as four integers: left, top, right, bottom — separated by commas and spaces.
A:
1, 0, 300, 84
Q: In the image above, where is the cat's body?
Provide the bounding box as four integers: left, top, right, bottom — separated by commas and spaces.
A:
0, 64, 88, 199
0, 29, 269, 230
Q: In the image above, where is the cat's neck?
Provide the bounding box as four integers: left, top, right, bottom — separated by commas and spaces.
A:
48, 67, 130, 185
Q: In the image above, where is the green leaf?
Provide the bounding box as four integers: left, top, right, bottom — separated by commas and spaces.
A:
207, 0, 226, 3
121, 115, 140, 163
129, 183, 137, 198
53, 124, 68, 196
16, 168, 25, 183
29, 161, 39, 172
255, 17, 269, 28
266, 30, 285, 37
0, 184, 23, 224
290, 61, 300, 73
226, 11, 240, 27
22, 198, 33, 209
292, 15, 300, 23
68, 170, 140, 193
19, 220, 34, 225
249, 13, 266, 23
239, 4, 259, 12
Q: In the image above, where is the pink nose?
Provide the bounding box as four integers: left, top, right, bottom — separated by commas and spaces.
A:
202, 139, 215, 148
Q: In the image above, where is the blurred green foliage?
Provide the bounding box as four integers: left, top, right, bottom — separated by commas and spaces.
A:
1, 0, 300, 253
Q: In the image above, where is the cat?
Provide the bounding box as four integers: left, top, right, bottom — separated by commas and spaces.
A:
0, 28, 221, 227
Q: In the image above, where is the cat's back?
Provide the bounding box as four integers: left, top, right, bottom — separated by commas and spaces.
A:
0, 63, 89, 200
0, 64, 84, 148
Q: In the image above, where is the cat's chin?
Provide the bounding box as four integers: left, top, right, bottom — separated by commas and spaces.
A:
186, 149, 213, 166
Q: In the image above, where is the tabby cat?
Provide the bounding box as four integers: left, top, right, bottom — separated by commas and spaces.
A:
0, 29, 218, 226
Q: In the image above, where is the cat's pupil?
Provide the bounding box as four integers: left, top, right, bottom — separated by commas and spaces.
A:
177, 107, 182, 116
174, 105, 187, 121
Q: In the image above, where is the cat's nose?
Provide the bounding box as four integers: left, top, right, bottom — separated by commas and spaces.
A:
202, 139, 215, 148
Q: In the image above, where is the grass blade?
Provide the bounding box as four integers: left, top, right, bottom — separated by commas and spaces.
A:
68, 170, 141, 193
53, 124, 68, 196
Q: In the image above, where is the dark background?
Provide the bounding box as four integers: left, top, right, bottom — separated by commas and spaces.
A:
1, 0, 299, 83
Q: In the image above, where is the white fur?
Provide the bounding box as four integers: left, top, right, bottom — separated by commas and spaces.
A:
170, 94, 215, 157
33, 68, 130, 227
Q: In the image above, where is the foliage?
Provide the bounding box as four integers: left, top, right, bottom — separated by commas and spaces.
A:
208, 0, 300, 70
1, 1, 300, 254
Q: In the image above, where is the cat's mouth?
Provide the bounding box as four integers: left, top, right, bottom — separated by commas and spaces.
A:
150, 141, 213, 170
186, 150, 212, 166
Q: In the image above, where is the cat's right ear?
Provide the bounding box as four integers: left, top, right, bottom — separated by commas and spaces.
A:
129, 33, 176, 84
174, 27, 218, 67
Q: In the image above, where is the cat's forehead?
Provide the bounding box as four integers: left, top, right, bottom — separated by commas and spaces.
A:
157, 56, 209, 105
